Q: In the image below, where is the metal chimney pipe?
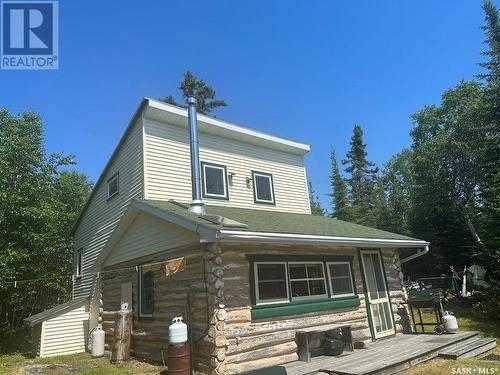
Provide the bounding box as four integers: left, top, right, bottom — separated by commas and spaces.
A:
187, 97, 205, 215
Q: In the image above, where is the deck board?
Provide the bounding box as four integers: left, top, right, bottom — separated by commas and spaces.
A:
282, 331, 479, 375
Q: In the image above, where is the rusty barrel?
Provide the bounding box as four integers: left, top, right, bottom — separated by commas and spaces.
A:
167, 343, 191, 375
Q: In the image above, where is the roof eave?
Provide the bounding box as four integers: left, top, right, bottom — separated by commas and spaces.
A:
218, 230, 429, 248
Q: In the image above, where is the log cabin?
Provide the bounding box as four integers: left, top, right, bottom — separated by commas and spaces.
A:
25, 97, 429, 374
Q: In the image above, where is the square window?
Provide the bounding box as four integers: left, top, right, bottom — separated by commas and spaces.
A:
139, 266, 154, 317
327, 262, 355, 297
202, 163, 228, 199
252, 172, 275, 204
107, 173, 119, 200
288, 262, 327, 301
254, 262, 289, 304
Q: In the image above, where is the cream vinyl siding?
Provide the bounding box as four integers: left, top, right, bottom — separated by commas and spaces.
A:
73, 120, 144, 298
38, 305, 89, 358
103, 211, 198, 267
144, 119, 311, 214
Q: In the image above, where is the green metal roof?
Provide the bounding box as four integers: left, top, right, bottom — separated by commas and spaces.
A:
24, 297, 88, 326
140, 199, 422, 241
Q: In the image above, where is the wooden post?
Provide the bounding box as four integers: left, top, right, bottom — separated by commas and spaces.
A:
111, 308, 132, 363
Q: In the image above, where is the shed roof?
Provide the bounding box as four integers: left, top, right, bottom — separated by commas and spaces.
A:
140, 199, 422, 242
24, 297, 88, 326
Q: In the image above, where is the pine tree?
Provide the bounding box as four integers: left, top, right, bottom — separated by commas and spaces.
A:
308, 181, 325, 216
329, 149, 349, 220
161, 71, 227, 115
341, 125, 379, 225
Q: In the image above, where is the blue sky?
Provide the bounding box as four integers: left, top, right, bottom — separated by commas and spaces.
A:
0, 0, 491, 211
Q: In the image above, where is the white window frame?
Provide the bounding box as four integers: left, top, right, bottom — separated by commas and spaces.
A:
76, 248, 82, 278
252, 172, 275, 204
254, 261, 289, 305
202, 163, 228, 199
107, 172, 119, 200
288, 261, 328, 301
326, 261, 355, 298
138, 266, 154, 318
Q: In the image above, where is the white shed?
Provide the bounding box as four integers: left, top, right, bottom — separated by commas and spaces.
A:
25, 297, 89, 358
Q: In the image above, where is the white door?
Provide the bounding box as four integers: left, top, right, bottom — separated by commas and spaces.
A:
360, 250, 395, 339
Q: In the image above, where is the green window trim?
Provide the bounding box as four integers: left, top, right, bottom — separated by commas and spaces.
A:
251, 296, 360, 320
251, 171, 276, 205
201, 161, 229, 201
248, 254, 358, 319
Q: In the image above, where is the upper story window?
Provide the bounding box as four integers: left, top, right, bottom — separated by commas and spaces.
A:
139, 265, 154, 318
107, 172, 119, 201
76, 248, 83, 278
202, 162, 228, 200
252, 171, 275, 205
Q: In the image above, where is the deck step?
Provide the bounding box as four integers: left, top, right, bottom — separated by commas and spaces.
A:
438, 337, 497, 360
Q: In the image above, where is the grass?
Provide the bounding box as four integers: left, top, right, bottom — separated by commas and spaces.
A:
0, 352, 163, 375
404, 297, 500, 374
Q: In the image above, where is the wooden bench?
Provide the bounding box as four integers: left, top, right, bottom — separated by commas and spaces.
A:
296, 324, 353, 362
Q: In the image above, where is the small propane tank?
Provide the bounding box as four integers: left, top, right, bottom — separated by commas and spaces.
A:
442, 311, 459, 333
169, 316, 188, 346
91, 324, 105, 358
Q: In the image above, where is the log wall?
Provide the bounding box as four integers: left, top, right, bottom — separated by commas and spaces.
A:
101, 243, 212, 371
219, 243, 405, 374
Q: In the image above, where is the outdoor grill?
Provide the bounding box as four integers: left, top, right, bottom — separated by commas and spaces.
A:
407, 288, 445, 333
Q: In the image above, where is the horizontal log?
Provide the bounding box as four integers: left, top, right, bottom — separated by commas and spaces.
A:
226, 341, 296, 364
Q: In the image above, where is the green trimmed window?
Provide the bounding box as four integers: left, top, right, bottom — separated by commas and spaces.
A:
202, 162, 228, 200
249, 255, 359, 319
252, 171, 275, 204
106, 172, 119, 200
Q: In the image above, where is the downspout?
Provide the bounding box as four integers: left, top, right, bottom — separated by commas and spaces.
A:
399, 245, 429, 264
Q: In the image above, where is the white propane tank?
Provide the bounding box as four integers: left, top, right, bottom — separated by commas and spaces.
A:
169, 316, 188, 346
91, 324, 105, 358
443, 311, 459, 333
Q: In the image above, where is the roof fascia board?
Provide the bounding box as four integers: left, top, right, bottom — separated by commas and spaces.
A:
145, 98, 311, 153
218, 230, 429, 248
71, 98, 149, 235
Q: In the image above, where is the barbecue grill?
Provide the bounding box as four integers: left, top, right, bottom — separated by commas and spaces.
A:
407, 288, 446, 334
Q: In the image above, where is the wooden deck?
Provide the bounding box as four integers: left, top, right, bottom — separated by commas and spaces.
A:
282, 331, 480, 375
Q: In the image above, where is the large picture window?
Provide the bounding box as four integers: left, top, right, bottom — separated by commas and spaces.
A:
252, 171, 275, 204
327, 261, 355, 297
139, 266, 154, 318
289, 262, 327, 300
251, 257, 357, 306
202, 162, 228, 200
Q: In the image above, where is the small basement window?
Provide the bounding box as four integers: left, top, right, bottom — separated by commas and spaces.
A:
76, 249, 82, 278
289, 262, 328, 300
327, 262, 355, 297
202, 162, 228, 200
254, 262, 289, 305
139, 266, 154, 318
107, 173, 119, 200
252, 171, 275, 204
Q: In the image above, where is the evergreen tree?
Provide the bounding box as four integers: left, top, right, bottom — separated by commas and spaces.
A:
329, 149, 349, 220
308, 181, 325, 216
341, 125, 379, 225
162, 71, 227, 115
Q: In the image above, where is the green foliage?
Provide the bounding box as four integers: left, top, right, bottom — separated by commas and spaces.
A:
329, 149, 350, 220
0, 109, 92, 349
308, 181, 325, 216
161, 70, 227, 115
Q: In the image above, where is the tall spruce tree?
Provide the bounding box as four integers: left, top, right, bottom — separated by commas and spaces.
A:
308, 181, 325, 216
162, 71, 227, 115
329, 149, 349, 220
341, 125, 379, 225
